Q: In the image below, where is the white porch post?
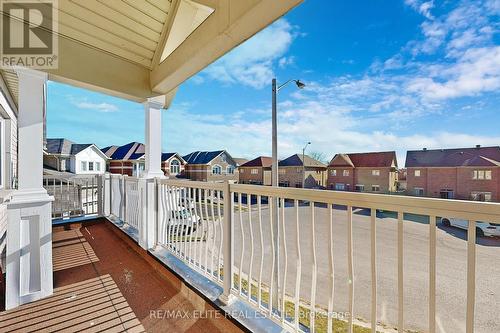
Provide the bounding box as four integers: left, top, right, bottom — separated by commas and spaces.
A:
138, 98, 164, 250
143, 99, 164, 179
6, 68, 54, 310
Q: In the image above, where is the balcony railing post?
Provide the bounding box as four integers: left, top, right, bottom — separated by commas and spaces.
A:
219, 180, 235, 305
138, 178, 157, 250
121, 175, 127, 221
103, 173, 111, 216
97, 174, 103, 216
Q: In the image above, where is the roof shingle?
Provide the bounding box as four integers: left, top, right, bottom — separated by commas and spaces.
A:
405, 146, 500, 167
329, 151, 397, 168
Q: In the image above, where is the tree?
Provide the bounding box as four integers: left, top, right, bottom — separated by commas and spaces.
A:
308, 151, 329, 164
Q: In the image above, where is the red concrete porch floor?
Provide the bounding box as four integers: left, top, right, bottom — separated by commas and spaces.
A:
0, 220, 242, 333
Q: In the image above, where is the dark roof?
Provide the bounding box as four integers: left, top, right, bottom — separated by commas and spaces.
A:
162, 152, 185, 163
183, 150, 225, 164
233, 158, 249, 166
161, 152, 176, 161
46, 138, 91, 155
329, 151, 397, 168
108, 142, 145, 161
102, 145, 119, 158
405, 146, 500, 167
241, 156, 273, 168
279, 154, 327, 168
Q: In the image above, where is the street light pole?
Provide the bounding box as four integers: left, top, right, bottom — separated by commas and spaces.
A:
271, 77, 305, 314
302, 142, 311, 188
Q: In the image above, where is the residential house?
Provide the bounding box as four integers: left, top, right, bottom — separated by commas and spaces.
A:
161, 152, 186, 178
327, 151, 398, 193
278, 154, 327, 188
406, 146, 500, 201
239, 156, 273, 185
102, 142, 146, 176
183, 150, 238, 182
44, 138, 108, 175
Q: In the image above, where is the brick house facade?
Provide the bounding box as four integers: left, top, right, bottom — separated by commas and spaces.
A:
103, 142, 185, 177
327, 151, 398, 193
278, 154, 327, 188
161, 153, 186, 178
406, 146, 500, 201
183, 150, 239, 182
239, 156, 272, 185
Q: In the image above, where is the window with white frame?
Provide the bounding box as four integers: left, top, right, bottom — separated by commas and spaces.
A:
251, 168, 258, 174
89, 162, 94, 171
279, 169, 286, 175
330, 169, 337, 176
96, 162, 100, 171
371, 185, 380, 192
227, 165, 235, 174
343, 170, 349, 176
372, 170, 380, 176
414, 169, 421, 177
414, 187, 424, 196
212, 165, 222, 175
473, 170, 491, 180
81, 161, 87, 171
60, 159, 66, 171
170, 159, 180, 174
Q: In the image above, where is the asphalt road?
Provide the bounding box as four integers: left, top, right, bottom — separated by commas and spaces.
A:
180, 203, 500, 333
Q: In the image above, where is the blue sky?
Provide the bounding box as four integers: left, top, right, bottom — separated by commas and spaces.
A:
47, 0, 500, 165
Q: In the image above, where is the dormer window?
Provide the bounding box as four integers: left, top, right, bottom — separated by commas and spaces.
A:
212, 165, 222, 175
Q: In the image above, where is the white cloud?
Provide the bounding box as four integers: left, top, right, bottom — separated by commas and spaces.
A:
405, 0, 435, 19
407, 46, 500, 99
72, 99, 118, 113
201, 19, 298, 89
278, 56, 296, 68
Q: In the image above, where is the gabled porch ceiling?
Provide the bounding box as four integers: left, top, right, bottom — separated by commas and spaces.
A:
0, 0, 302, 107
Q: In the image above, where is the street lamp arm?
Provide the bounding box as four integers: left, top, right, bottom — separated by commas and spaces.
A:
277, 79, 304, 91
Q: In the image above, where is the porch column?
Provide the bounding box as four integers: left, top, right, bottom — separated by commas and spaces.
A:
6, 68, 53, 310
138, 98, 164, 249
142, 98, 164, 179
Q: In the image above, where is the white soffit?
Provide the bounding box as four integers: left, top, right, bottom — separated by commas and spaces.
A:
160, 0, 214, 62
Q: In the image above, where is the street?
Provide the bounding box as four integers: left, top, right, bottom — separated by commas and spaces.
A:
180, 203, 500, 333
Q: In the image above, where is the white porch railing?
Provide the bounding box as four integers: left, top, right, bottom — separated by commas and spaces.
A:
43, 175, 100, 220
99, 175, 500, 333
108, 174, 141, 231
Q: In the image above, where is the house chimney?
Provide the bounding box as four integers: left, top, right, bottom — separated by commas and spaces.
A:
476, 144, 481, 148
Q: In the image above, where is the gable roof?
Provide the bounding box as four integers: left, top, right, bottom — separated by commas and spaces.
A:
279, 154, 327, 168
405, 146, 500, 167
46, 138, 105, 158
161, 152, 186, 164
241, 156, 273, 168
183, 150, 227, 164
107, 142, 145, 161
329, 151, 397, 168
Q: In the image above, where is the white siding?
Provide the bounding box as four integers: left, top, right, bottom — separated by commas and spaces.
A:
73, 146, 106, 175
